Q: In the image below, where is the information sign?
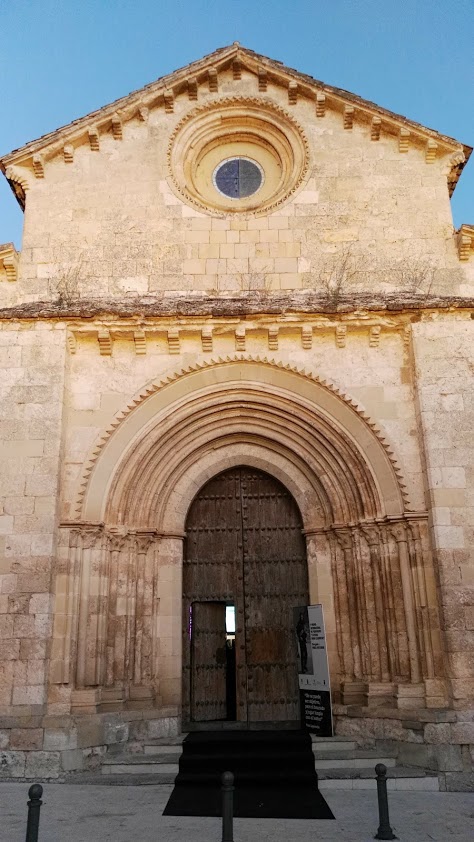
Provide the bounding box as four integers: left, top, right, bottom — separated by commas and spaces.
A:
294, 604, 333, 736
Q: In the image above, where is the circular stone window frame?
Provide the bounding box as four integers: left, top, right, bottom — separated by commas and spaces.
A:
167, 96, 310, 216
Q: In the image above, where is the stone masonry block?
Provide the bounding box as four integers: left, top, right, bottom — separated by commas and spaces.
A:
424, 723, 453, 744
43, 726, 78, 751
25, 750, 61, 779
10, 728, 43, 750
451, 723, 474, 744
104, 719, 129, 745
60, 748, 84, 771
434, 744, 464, 772
0, 750, 26, 778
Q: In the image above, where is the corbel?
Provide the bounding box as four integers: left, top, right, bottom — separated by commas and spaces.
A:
425, 139, 438, 164
258, 68, 267, 92
88, 126, 100, 151
63, 145, 74, 163
0, 246, 19, 282
288, 81, 298, 105
32, 154, 45, 178
201, 326, 213, 352
343, 105, 354, 130
371, 117, 381, 141
97, 329, 112, 355
457, 225, 474, 261
167, 328, 180, 354
187, 77, 198, 100
301, 325, 313, 349
369, 325, 381, 347
5, 165, 30, 201
232, 59, 242, 80
399, 128, 410, 153
268, 326, 279, 351
111, 114, 123, 140
235, 325, 246, 351
133, 329, 147, 355
138, 103, 149, 121
335, 325, 347, 348
67, 332, 77, 354
315, 92, 326, 117
208, 68, 218, 92
163, 89, 174, 113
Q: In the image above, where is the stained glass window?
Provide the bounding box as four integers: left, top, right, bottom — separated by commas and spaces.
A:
213, 157, 263, 199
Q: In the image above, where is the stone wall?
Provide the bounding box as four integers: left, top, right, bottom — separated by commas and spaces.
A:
411, 317, 474, 710
0, 708, 178, 779
334, 705, 474, 791
0, 322, 66, 717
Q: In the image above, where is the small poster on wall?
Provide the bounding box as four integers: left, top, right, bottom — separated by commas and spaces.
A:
294, 604, 333, 736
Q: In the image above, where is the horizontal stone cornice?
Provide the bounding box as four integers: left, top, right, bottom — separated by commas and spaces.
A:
1, 292, 474, 322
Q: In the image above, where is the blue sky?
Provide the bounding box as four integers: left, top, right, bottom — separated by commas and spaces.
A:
1, 0, 473, 248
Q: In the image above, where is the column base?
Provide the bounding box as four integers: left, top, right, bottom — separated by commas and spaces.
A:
341, 681, 367, 705
126, 685, 155, 710
70, 688, 101, 714
397, 683, 426, 709
365, 682, 396, 708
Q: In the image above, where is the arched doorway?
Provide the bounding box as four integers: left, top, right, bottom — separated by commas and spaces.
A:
182, 466, 309, 726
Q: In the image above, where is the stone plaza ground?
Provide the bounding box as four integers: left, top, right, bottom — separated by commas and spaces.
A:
0, 783, 473, 841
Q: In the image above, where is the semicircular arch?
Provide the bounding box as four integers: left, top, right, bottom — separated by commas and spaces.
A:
77, 357, 408, 527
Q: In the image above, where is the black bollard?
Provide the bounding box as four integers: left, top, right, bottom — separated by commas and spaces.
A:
374, 764, 397, 840
25, 784, 43, 842
221, 771, 234, 842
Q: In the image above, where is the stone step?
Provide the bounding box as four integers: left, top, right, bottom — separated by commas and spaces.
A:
315, 753, 396, 770
84, 764, 439, 790
142, 737, 358, 756
102, 751, 397, 775
318, 766, 439, 791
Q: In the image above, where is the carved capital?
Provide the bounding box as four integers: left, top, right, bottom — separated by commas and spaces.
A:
333, 527, 354, 552
359, 523, 380, 547
81, 525, 104, 550
133, 531, 158, 554
387, 519, 408, 544
107, 530, 129, 553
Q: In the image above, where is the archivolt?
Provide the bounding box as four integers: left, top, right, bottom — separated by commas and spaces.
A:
76, 356, 409, 527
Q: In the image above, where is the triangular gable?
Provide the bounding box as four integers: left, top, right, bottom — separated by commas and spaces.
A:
1, 43, 471, 209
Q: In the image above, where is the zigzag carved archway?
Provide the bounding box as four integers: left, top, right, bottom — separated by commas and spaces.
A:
76, 356, 409, 527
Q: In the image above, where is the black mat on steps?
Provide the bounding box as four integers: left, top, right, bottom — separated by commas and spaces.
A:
163, 730, 334, 819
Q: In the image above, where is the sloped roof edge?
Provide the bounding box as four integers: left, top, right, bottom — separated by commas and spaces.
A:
1, 43, 471, 194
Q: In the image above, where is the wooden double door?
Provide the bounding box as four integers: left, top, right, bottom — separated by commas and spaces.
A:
182, 467, 309, 725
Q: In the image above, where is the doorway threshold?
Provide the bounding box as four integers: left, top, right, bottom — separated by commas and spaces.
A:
186, 720, 301, 731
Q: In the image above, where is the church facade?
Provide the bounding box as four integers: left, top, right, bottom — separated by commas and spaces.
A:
1, 44, 474, 788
